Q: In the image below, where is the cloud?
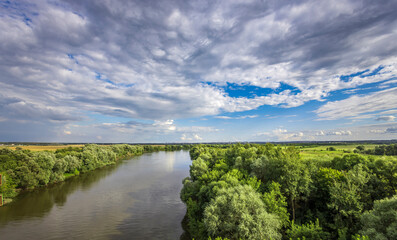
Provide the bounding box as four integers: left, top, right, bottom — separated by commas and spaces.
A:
376, 116, 396, 121
215, 115, 258, 119
0, 0, 396, 125
369, 126, 397, 134
153, 119, 176, 131
1, 0, 397, 141
255, 128, 303, 141
63, 130, 72, 135
193, 134, 202, 140
369, 129, 385, 134
180, 133, 202, 142
180, 134, 189, 141
386, 127, 397, 133
326, 130, 352, 136
315, 88, 397, 120
316, 131, 325, 136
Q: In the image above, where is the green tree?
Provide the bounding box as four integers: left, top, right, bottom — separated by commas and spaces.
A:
287, 219, 330, 240
190, 157, 209, 181
204, 185, 281, 240
328, 165, 369, 235
263, 181, 289, 227
359, 195, 397, 240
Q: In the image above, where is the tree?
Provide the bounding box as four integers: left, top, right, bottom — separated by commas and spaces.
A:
331, 154, 368, 171
279, 155, 311, 221
356, 146, 365, 151
359, 195, 397, 240
204, 185, 281, 240
190, 157, 209, 181
287, 219, 330, 240
328, 164, 369, 235
263, 181, 289, 227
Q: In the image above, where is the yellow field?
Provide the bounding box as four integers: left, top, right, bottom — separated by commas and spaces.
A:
3, 145, 84, 151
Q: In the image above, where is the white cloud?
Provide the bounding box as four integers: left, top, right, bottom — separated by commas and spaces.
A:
315, 88, 397, 120
180, 134, 189, 141
255, 128, 303, 141
326, 130, 352, 136
193, 134, 202, 140
215, 115, 258, 119
64, 130, 71, 135
180, 133, 203, 142
369, 129, 385, 133
316, 130, 325, 136
1, 0, 397, 141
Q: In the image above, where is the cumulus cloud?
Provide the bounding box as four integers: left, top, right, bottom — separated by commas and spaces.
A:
1, 0, 397, 141
1, 0, 397, 122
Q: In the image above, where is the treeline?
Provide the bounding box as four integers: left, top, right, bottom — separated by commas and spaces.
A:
354, 144, 397, 156
181, 143, 397, 240
0, 144, 190, 202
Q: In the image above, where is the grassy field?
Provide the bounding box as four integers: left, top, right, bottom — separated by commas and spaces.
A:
1, 145, 84, 151
298, 144, 397, 161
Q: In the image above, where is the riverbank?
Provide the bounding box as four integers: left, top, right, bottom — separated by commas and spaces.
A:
0, 144, 190, 207
0, 151, 191, 239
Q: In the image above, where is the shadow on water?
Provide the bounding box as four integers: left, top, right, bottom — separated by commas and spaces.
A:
180, 214, 192, 240
0, 162, 122, 224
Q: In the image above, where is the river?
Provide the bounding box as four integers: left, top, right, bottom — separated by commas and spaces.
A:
0, 150, 191, 240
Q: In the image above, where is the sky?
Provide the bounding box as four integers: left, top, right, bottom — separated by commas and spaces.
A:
0, 0, 397, 143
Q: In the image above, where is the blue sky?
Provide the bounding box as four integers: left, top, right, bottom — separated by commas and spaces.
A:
0, 0, 396, 143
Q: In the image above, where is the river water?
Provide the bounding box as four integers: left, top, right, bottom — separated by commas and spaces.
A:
0, 151, 191, 240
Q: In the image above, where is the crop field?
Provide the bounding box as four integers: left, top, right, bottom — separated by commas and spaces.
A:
1, 144, 84, 151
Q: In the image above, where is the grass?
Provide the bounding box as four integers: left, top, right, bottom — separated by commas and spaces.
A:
299, 144, 397, 161
2, 145, 84, 151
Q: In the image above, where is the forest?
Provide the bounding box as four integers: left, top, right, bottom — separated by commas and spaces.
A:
0, 144, 189, 204
181, 143, 397, 240
1, 143, 397, 239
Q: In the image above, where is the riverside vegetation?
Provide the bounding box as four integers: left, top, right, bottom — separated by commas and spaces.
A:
181, 143, 397, 240
0, 144, 189, 205
1, 143, 396, 239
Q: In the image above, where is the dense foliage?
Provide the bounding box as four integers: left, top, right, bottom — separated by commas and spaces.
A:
0, 144, 190, 202
359, 195, 397, 239
354, 144, 397, 156
181, 143, 397, 239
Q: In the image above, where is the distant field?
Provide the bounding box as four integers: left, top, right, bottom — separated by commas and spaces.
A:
2, 145, 84, 151
299, 144, 397, 161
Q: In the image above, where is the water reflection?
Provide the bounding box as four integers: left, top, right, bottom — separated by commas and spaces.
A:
0, 163, 120, 224
0, 151, 191, 240
164, 151, 175, 172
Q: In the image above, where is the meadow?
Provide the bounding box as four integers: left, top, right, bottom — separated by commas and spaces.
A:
3, 144, 85, 151
299, 144, 397, 161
